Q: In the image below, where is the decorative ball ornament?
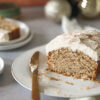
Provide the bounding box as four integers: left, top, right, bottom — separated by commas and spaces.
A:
44, 0, 72, 22
79, 0, 99, 18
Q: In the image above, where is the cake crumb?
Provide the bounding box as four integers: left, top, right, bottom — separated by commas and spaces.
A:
86, 86, 90, 90
45, 68, 50, 71
50, 77, 60, 81
65, 81, 73, 85
44, 75, 60, 81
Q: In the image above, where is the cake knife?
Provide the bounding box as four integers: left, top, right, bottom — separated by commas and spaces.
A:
30, 51, 40, 100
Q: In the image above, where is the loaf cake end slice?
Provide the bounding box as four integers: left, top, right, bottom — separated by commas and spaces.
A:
46, 30, 100, 80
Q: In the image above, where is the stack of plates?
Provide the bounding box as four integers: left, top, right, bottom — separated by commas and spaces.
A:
0, 18, 34, 50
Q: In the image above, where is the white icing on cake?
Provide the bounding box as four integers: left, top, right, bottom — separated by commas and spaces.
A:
46, 30, 100, 61
0, 29, 10, 42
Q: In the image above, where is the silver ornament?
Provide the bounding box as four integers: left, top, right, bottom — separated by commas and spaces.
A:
44, 0, 72, 22
79, 0, 99, 18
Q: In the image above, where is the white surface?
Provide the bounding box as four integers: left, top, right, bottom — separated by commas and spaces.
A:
46, 29, 100, 61
0, 18, 30, 45
0, 57, 4, 74
11, 45, 100, 98
0, 32, 33, 50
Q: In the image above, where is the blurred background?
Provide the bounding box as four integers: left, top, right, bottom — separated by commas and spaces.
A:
0, 0, 100, 20
0, 0, 100, 47
0, 0, 48, 6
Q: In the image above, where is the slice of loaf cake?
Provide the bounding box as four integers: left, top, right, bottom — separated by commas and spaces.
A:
0, 17, 20, 42
46, 30, 100, 80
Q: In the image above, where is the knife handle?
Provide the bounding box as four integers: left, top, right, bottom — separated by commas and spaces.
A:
32, 69, 40, 100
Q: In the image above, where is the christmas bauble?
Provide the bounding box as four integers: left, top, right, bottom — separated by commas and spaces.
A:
79, 0, 99, 18
44, 0, 72, 22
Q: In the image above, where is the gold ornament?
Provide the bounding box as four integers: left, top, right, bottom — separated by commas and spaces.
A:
44, 0, 72, 22
79, 0, 99, 18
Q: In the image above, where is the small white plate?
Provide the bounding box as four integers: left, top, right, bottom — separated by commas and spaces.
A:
0, 32, 33, 50
0, 57, 4, 74
11, 45, 100, 98
0, 18, 30, 45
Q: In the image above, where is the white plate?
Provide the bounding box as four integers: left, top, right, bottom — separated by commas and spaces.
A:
0, 18, 30, 45
0, 32, 33, 50
11, 45, 100, 98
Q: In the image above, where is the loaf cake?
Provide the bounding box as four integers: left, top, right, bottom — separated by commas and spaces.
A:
46, 30, 100, 80
0, 17, 20, 42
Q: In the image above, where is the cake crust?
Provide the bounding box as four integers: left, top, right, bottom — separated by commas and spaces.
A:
0, 17, 20, 41
9, 27, 20, 40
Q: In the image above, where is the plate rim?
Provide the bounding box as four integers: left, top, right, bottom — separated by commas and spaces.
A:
0, 32, 34, 50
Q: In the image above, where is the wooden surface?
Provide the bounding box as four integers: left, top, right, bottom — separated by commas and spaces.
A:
0, 0, 48, 6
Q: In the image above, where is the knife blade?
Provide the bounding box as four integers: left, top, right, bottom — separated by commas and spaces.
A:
29, 51, 40, 100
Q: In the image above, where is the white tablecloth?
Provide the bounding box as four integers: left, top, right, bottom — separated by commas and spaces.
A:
0, 7, 100, 100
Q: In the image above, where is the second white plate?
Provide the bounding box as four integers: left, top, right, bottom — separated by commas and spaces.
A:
0, 32, 34, 50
